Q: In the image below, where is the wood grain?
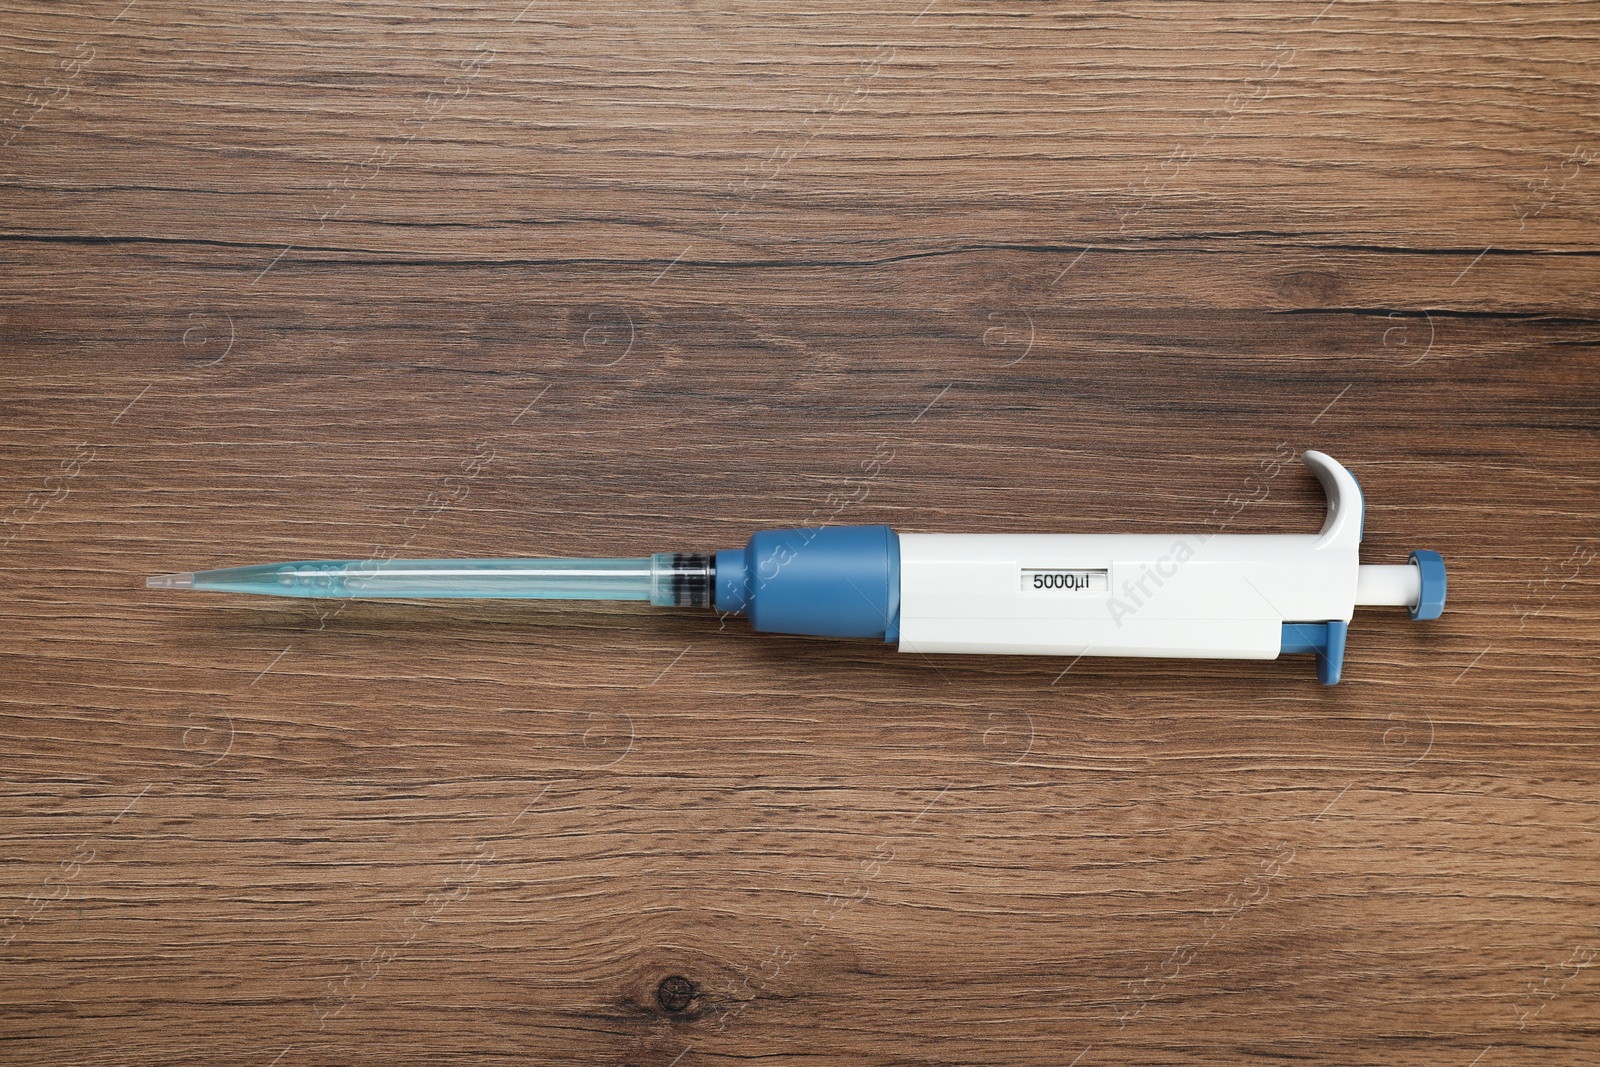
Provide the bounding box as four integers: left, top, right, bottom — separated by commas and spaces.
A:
2, 2, 1598, 1064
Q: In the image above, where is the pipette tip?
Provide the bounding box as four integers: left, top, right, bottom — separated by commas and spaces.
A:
146, 572, 195, 590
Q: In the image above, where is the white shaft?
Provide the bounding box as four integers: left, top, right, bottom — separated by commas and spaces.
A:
1355, 564, 1421, 607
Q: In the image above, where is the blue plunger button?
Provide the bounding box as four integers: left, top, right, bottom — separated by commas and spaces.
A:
1408, 550, 1446, 621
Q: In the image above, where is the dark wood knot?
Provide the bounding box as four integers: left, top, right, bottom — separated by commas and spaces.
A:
656, 975, 695, 1013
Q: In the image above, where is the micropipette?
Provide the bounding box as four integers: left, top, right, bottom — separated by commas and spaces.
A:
147, 451, 1446, 684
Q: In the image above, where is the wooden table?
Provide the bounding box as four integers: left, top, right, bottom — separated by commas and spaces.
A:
3, 3, 1597, 1064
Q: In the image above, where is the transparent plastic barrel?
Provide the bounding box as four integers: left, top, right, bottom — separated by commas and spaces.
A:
163, 553, 713, 605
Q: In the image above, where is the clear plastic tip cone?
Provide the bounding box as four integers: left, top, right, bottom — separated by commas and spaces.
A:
137, 554, 715, 604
